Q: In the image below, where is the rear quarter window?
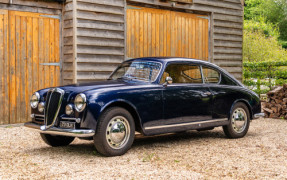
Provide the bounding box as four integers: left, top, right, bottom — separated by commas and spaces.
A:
220, 74, 238, 86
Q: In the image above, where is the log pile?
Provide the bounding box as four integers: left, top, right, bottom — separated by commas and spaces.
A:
262, 85, 287, 119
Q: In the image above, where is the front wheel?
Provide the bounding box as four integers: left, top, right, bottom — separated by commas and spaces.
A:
223, 102, 250, 139
94, 107, 135, 157
40, 133, 75, 147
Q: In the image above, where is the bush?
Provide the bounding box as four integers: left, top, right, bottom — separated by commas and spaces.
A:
243, 19, 287, 63
243, 61, 287, 94
243, 30, 287, 62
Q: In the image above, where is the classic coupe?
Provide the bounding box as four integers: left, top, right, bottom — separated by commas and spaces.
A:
25, 57, 264, 156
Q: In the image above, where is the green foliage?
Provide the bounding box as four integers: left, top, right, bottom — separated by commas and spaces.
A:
241, 0, 287, 93
243, 60, 287, 94
279, 41, 287, 49
244, 0, 264, 20
244, 19, 279, 38
244, 0, 287, 42
243, 29, 287, 62
259, 0, 287, 41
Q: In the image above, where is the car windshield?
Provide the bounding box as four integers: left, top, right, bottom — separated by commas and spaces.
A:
109, 61, 162, 82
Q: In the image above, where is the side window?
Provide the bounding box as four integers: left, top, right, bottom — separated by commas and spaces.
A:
220, 74, 238, 86
202, 67, 220, 84
160, 63, 203, 84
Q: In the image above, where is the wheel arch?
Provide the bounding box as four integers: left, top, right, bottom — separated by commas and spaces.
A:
230, 99, 253, 120
100, 100, 143, 133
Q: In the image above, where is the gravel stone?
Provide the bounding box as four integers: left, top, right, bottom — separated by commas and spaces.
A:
0, 118, 286, 179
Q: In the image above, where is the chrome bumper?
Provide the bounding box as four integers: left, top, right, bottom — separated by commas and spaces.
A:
24, 122, 95, 137
254, 113, 265, 119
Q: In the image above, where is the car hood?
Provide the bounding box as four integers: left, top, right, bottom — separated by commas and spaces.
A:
37, 79, 150, 103
59, 80, 128, 94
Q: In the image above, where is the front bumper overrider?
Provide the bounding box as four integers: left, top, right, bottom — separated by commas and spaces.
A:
24, 122, 95, 137
254, 113, 265, 119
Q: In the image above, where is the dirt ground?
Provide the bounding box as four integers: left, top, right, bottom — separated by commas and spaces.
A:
0, 118, 287, 179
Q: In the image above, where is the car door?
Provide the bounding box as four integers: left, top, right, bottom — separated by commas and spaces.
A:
162, 63, 213, 125
202, 66, 245, 119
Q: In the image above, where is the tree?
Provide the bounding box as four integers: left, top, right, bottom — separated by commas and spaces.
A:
260, 0, 287, 41
245, 0, 287, 44
244, 0, 264, 20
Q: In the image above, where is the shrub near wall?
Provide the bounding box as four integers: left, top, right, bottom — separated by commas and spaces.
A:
243, 61, 287, 94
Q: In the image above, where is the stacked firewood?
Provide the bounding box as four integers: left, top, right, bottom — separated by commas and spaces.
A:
262, 84, 287, 119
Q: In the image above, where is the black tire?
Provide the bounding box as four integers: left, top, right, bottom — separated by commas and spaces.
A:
94, 107, 135, 157
40, 133, 75, 147
223, 102, 250, 139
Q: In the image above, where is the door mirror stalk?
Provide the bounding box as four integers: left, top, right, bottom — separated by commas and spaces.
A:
163, 77, 173, 87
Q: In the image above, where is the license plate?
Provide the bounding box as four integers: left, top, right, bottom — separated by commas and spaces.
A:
60, 121, 75, 129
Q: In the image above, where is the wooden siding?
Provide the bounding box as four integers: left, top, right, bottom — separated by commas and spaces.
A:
64, 0, 243, 82
63, 0, 74, 84
76, 0, 125, 83
0, 0, 62, 15
127, 6, 209, 60
0, 10, 60, 125
62, 0, 125, 84
128, 0, 244, 80
0, 9, 9, 125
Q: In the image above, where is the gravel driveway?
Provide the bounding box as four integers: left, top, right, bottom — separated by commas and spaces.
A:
0, 118, 287, 179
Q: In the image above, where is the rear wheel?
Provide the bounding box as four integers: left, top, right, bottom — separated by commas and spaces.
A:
223, 102, 250, 138
94, 107, 135, 157
40, 133, 75, 147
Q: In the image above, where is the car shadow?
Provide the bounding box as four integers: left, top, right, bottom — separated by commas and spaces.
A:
26, 129, 227, 157
133, 130, 226, 148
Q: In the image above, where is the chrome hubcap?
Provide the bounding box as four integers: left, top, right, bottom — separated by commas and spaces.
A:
231, 108, 247, 133
106, 116, 130, 149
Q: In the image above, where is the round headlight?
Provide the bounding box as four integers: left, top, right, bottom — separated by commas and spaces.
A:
30, 92, 40, 109
38, 102, 45, 112
74, 93, 86, 112
66, 104, 74, 115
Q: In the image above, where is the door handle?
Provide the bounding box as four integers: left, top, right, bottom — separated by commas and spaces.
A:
204, 92, 212, 96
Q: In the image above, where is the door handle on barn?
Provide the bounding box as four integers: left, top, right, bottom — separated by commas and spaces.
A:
40, 63, 60, 66
40, 62, 62, 70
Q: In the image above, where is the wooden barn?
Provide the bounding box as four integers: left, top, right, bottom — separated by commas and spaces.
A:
0, 0, 244, 124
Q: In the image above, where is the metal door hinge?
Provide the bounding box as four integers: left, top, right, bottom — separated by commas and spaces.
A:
40, 15, 61, 20
197, 16, 209, 20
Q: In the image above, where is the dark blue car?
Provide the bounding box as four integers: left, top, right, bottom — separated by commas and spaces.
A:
25, 57, 264, 156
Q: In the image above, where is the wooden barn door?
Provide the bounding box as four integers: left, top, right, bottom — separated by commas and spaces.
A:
126, 6, 209, 60
0, 10, 60, 125
0, 10, 9, 125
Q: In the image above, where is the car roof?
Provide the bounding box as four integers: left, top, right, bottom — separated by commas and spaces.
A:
127, 57, 220, 68
126, 57, 244, 87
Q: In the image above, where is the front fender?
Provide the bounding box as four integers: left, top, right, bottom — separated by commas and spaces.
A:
80, 98, 143, 132
100, 99, 138, 114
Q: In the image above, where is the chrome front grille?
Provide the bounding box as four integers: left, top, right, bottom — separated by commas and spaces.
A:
44, 88, 65, 128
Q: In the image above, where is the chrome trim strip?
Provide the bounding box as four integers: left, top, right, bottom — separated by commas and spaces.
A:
61, 117, 81, 121
24, 122, 95, 138
35, 114, 45, 118
31, 114, 45, 118
144, 118, 228, 130
254, 113, 265, 119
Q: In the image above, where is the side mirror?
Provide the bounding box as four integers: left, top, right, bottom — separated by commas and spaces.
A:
164, 76, 173, 85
